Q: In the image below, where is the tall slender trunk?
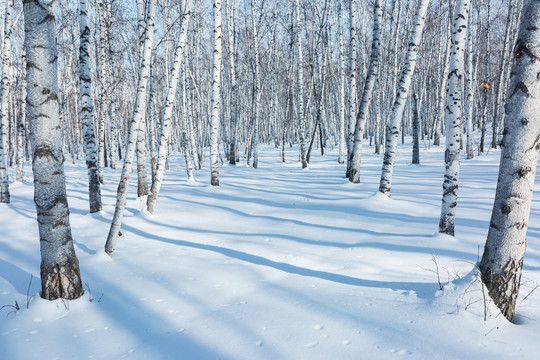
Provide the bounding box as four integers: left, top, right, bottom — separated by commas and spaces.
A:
378, 0, 430, 196
0, 0, 13, 203
346, 0, 358, 176
210, 0, 223, 185
16, 53, 26, 183
250, 0, 260, 168
348, 0, 382, 183
337, 0, 346, 164
465, 6, 474, 160
412, 93, 420, 164
295, 0, 307, 168
480, 0, 540, 322
79, 0, 102, 213
439, 0, 470, 236
227, 0, 237, 165
105, 0, 156, 255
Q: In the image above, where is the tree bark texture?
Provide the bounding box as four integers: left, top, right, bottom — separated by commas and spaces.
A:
24, 0, 84, 300
479, 0, 540, 322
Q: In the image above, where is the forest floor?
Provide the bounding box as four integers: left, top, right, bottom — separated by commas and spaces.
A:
1, 139, 540, 359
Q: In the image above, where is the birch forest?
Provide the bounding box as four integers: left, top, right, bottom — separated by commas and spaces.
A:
3, 0, 540, 349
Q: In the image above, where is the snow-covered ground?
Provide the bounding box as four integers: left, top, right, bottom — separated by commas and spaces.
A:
1, 139, 539, 359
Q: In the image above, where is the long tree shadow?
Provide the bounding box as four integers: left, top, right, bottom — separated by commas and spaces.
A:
122, 225, 441, 301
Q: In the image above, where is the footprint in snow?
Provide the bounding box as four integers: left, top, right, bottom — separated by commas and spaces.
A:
305, 341, 319, 348
312, 324, 324, 330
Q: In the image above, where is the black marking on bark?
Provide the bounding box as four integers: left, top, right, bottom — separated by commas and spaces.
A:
510, 81, 532, 98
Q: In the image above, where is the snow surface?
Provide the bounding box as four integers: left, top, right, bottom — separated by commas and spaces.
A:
1, 140, 540, 359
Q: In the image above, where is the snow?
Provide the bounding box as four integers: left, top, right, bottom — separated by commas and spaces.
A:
1, 140, 540, 359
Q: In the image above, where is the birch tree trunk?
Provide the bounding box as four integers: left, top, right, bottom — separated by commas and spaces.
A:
24, 0, 84, 300
465, 7, 474, 160
210, 0, 223, 185
412, 93, 420, 164
296, 0, 307, 168
337, 0, 346, 164
439, 0, 470, 236
79, 0, 102, 213
433, 1, 453, 146
348, 0, 382, 183
479, 0, 540, 322
0, 0, 12, 203
146, 1, 193, 214
227, 0, 238, 165
16, 53, 26, 183
378, 0, 430, 196
105, 0, 156, 255
346, 0, 358, 176
492, 3, 515, 149
250, 0, 260, 168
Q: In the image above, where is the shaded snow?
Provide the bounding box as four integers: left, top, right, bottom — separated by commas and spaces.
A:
1, 140, 539, 359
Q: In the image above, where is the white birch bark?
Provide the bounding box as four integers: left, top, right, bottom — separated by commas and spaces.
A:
295, 0, 307, 168
250, 0, 260, 169
378, 0, 430, 196
79, 0, 102, 213
346, 0, 358, 176
348, 0, 382, 183
433, 1, 453, 146
0, 0, 12, 203
146, 1, 193, 214
16, 53, 25, 183
338, 0, 346, 164
439, 0, 470, 236
480, 0, 540, 322
96, 0, 109, 184
181, 61, 194, 181
227, 0, 237, 165
105, 0, 156, 255
465, 7, 474, 160
492, 4, 516, 149
210, 0, 223, 185
24, 0, 84, 300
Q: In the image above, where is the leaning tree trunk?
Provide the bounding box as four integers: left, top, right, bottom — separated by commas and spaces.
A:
348, 0, 382, 183
439, 0, 470, 236
210, 0, 223, 186
146, 1, 193, 214
479, 0, 540, 322
0, 0, 13, 203
378, 0, 430, 196
105, 0, 156, 255
79, 0, 102, 213
24, 0, 84, 300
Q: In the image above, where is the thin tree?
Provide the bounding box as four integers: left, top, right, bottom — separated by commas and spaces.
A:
439, 0, 470, 236
0, 0, 13, 203
146, 1, 193, 214
210, 0, 223, 185
24, 0, 84, 300
378, 0, 430, 196
348, 0, 382, 183
105, 0, 156, 255
479, 0, 540, 322
295, 0, 308, 168
79, 0, 102, 213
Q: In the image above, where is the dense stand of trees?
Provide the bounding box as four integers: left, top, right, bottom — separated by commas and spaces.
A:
0, 0, 536, 322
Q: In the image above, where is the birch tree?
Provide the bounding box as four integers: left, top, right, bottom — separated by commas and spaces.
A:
24, 0, 84, 300
0, 0, 13, 203
105, 0, 156, 255
439, 0, 469, 236
479, 0, 540, 322
227, 0, 238, 165
146, 0, 193, 214
378, 0, 430, 196
210, 0, 223, 185
250, 0, 260, 168
296, 0, 307, 169
79, 0, 102, 213
337, 0, 346, 164
348, 0, 382, 183
346, 0, 358, 176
